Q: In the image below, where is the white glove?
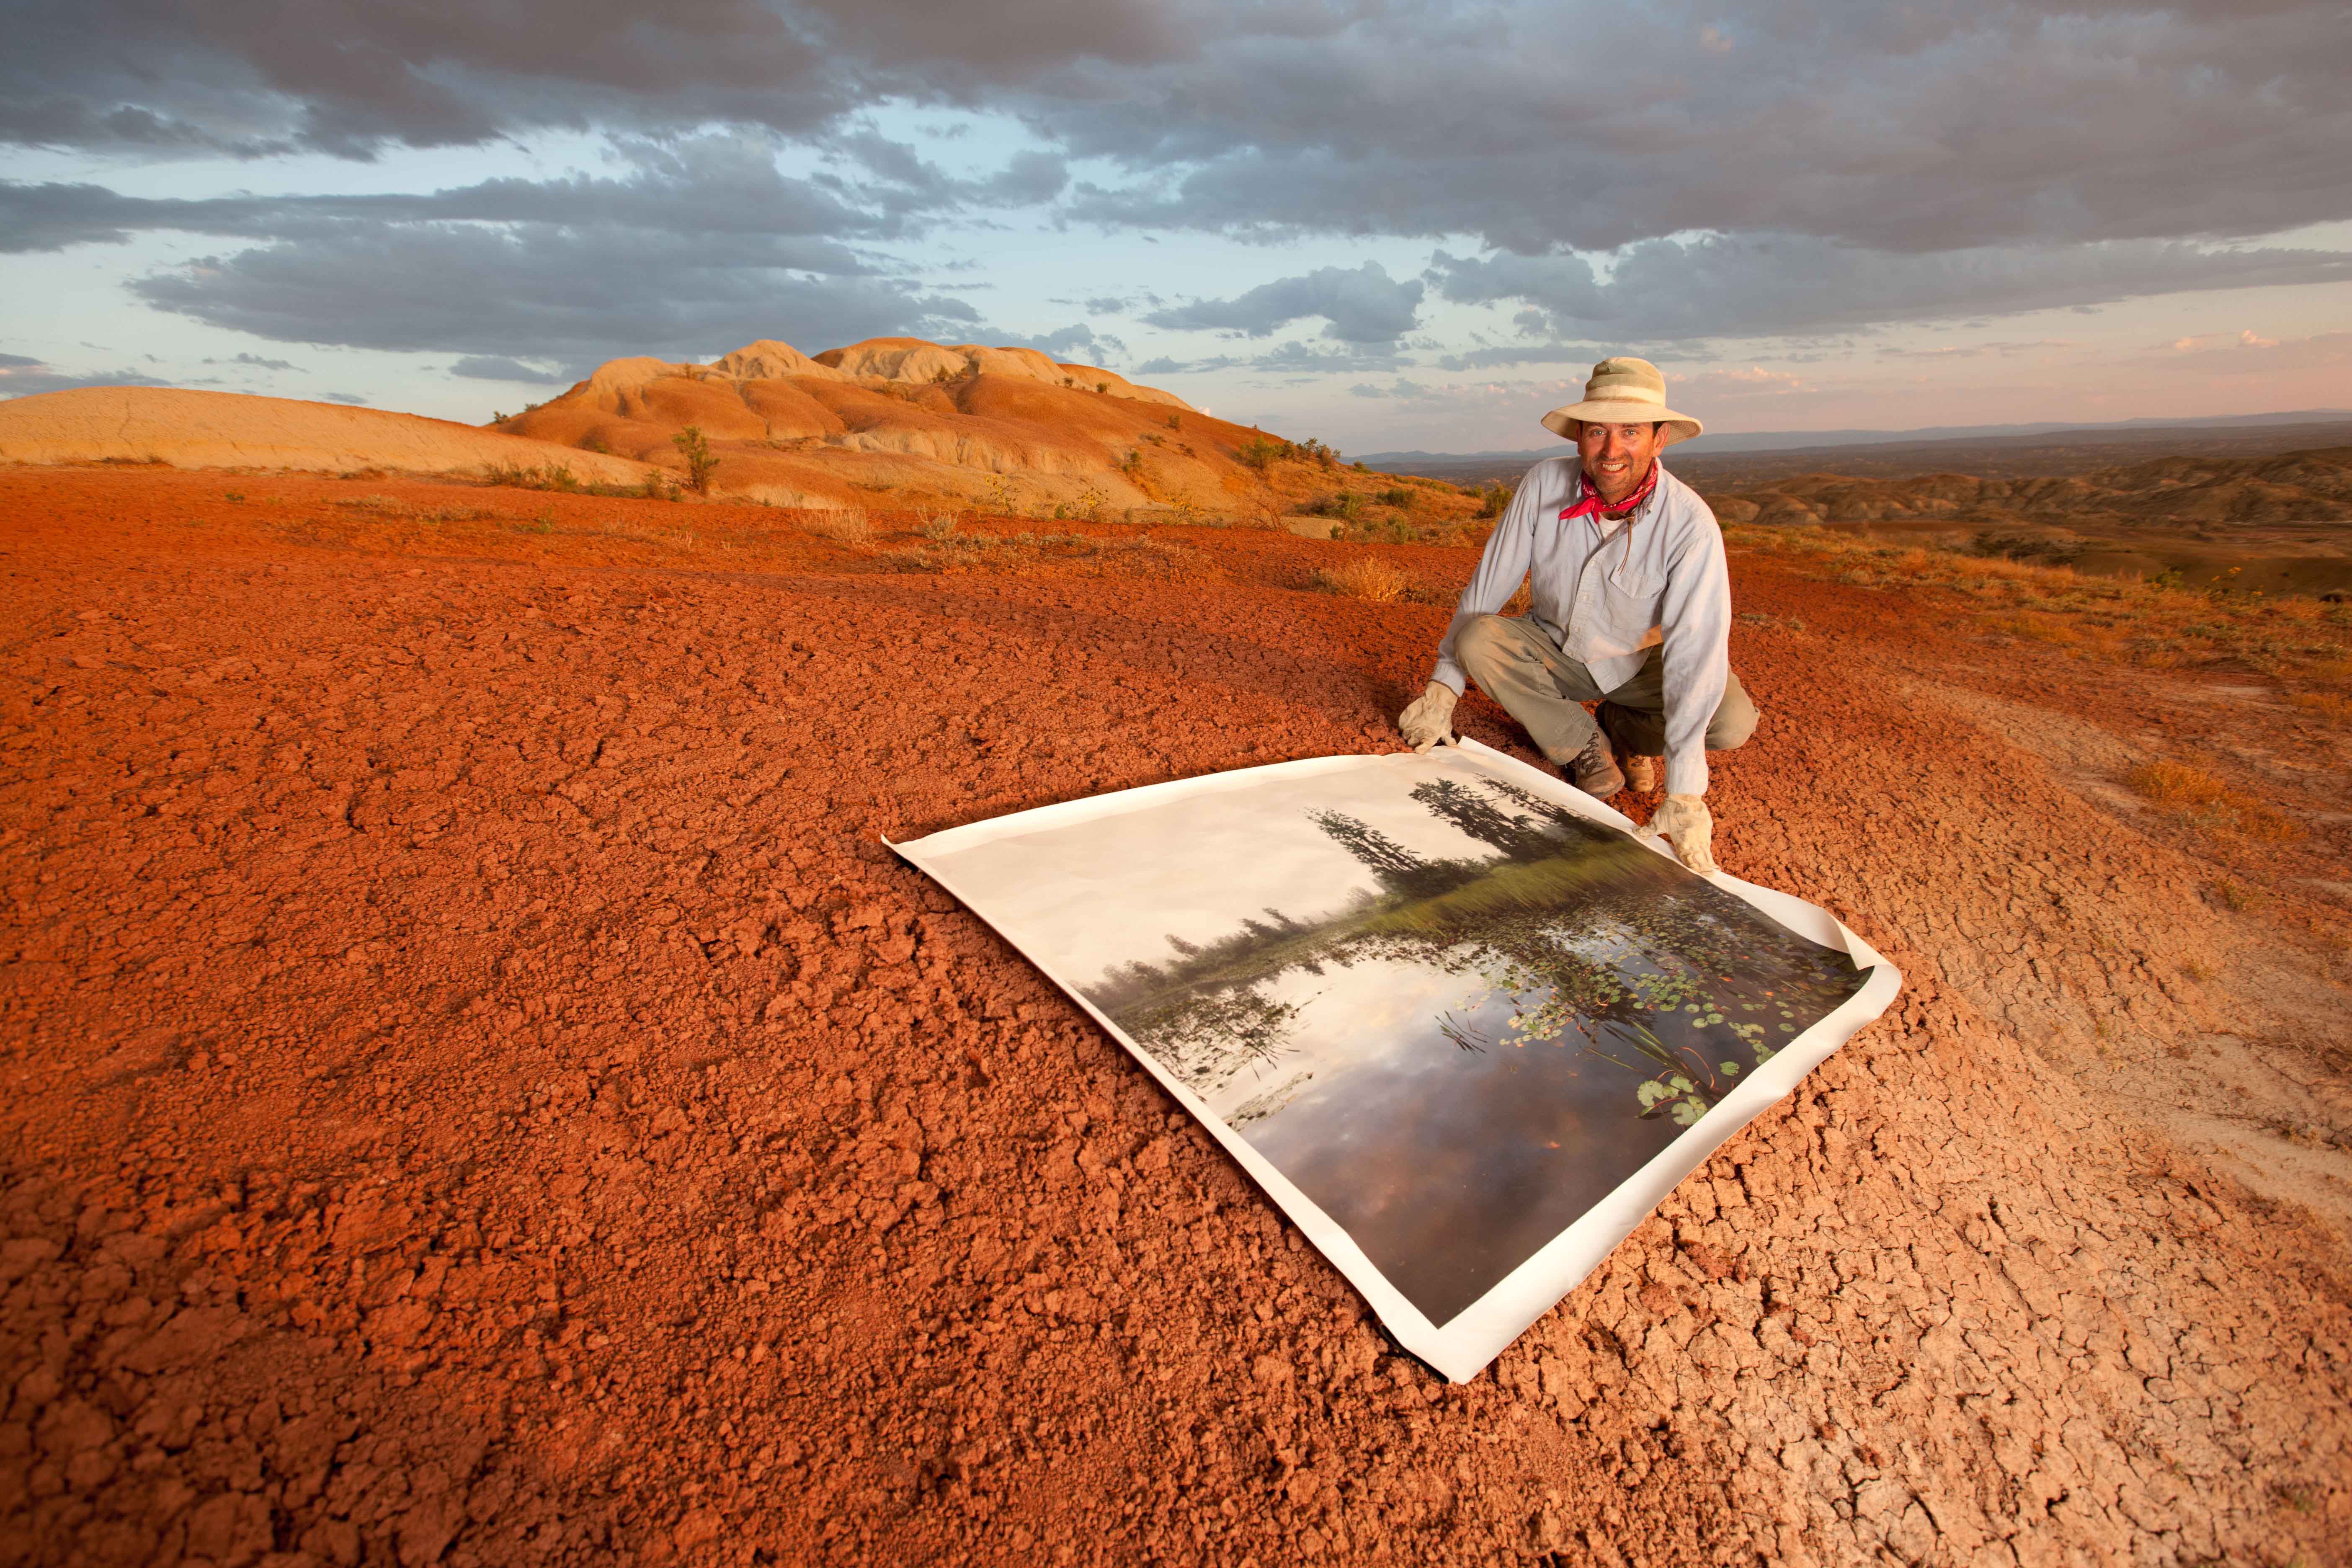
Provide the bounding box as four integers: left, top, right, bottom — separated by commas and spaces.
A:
1642, 793, 1717, 874
1398, 681, 1459, 752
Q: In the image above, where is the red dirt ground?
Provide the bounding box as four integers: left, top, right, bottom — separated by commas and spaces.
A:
5, 467, 2349, 1567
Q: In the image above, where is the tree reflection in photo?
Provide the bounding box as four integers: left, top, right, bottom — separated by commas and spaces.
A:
1086, 774, 1863, 1130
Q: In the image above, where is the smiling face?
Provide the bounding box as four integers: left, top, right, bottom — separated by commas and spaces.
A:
1573, 420, 1665, 505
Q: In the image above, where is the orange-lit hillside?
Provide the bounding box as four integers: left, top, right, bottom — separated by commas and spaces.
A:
498, 336, 1477, 521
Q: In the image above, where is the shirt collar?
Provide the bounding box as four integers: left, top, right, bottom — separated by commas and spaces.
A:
1559, 460, 1663, 529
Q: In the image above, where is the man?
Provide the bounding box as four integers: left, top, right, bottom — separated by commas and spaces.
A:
1396, 356, 1756, 874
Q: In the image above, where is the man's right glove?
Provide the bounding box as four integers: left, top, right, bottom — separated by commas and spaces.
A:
1640, 792, 1718, 875
1398, 681, 1458, 753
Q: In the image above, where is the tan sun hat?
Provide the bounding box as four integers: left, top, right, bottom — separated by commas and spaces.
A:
1539, 356, 1703, 444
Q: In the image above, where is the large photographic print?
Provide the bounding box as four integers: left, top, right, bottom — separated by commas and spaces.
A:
895, 743, 1898, 1378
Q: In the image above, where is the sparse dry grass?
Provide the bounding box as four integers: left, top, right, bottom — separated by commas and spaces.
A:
1976, 611, 2082, 645
1313, 557, 1415, 603
1323, 515, 1485, 549
889, 529, 1202, 580
482, 460, 675, 500
799, 509, 874, 546
2209, 878, 2265, 912
225, 484, 1224, 583
2289, 691, 2352, 724
2127, 759, 2303, 842
1725, 522, 2352, 699
335, 494, 500, 523
1736, 611, 1810, 634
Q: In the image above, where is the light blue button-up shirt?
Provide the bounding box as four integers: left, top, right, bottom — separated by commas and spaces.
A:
1430, 456, 1733, 797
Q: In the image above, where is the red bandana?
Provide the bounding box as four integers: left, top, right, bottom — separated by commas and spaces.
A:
1558, 462, 1659, 526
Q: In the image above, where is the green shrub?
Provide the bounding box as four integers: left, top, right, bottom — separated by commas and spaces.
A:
483, 461, 581, 493
671, 426, 721, 493
1302, 491, 1365, 521
1235, 438, 1282, 472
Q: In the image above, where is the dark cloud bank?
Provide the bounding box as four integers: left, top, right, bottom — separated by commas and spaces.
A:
5, 0, 2347, 373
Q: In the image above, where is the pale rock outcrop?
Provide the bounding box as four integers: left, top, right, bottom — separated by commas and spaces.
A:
583, 357, 683, 398
801, 337, 1197, 410
564, 336, 1195, 412
711, 340, 843, 382
952, 344, 1068, 383
826, 427, 1096, 475
813, 338, 972, 384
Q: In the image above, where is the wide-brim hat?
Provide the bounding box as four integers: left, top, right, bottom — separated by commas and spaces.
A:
1540, 356, 1703, 445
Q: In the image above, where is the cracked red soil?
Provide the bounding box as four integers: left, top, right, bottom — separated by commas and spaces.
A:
4, 467, 2349, 1567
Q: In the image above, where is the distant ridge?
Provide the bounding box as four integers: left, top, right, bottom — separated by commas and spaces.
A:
1361, 409, 2352, 469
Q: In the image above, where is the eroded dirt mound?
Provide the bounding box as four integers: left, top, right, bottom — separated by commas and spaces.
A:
0, 388, 656, 486
3, 468, 2349, 1566
498, 337, 1371, 518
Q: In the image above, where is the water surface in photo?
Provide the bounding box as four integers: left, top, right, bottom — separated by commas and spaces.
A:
925, 752, 1868, 1326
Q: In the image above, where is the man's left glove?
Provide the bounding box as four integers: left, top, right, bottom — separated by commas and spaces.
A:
1641, 793, 1717, 874
1398, 681, 1458, 753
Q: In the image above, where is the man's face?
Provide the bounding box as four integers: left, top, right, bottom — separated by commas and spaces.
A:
1575, 420, 1664, 500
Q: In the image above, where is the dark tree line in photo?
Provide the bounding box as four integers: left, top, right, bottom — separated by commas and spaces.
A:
1086, 773, 1865, 1124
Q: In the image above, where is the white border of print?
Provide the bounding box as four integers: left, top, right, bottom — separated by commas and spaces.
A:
890, 739, 1902, 1383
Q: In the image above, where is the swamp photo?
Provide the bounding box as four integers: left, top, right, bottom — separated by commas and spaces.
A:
918, 749, 1869, 1326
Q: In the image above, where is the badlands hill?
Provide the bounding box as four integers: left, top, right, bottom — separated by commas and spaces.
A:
0, 337, 1462, 526
0, 386, 656, 486
1705, 445, 2352, 595
496, 336, 1413, 518
1708, 446, 2352, 529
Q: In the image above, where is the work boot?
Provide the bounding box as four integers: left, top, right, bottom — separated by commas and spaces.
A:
1567, 728, 1624, 797
1598, 703, 1659, 793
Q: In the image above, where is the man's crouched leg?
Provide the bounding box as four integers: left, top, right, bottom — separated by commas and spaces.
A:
1596, 655, 1760, 790
1454, 614, 1609, 765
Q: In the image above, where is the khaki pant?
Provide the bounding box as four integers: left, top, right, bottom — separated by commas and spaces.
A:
1454, 614, 1759, 763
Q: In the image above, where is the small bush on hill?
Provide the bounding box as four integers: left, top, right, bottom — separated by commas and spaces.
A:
1301, 491, 1365, 521
801, 510, 874, 546
1313, 558, 1414, 603
2126, 759, 2301, 841
672, 426, 721, 493
484, 461, 582, 493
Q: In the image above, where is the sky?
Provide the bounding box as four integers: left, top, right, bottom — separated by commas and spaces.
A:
923, 754, 1493, 992
921, 751, 1539, 1113
3, 0, 2348, 454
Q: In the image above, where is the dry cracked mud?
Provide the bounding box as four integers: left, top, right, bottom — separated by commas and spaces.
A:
4, 467, 2349, 1567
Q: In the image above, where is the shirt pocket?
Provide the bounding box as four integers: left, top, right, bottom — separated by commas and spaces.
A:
1584, 564, 1666, 656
